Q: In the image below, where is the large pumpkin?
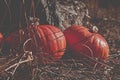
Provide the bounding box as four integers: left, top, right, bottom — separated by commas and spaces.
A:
0, 32, 3, 48
64, 25, 109, 61
27, 25, 66, 64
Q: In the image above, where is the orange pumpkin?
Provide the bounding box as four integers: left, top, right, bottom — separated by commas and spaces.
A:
27, 25, 66, 64
64, 25, 109, 61
0, 32, 3, 48
6, 25, 66, 64
5, 29, 28, 53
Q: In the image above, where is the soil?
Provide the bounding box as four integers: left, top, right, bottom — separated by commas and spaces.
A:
0, 0, 120, 80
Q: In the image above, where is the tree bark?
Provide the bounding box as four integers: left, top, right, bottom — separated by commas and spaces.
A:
40, 0, 87, 30
0, 0, 87, 33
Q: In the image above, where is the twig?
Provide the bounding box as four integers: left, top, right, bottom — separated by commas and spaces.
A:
5, 56, 33, 72
62, 66, 72, 76
5, 52, 33, 72
5, 51, 33, 80
1, 0, 11, 24
0, 55, 21, 72
85, 55, 112, 68
82, 44, 94, 57
71, 58, 77, 67
22, 0, 29, 26
23, 38, 32, 53
109, 54, 120, 59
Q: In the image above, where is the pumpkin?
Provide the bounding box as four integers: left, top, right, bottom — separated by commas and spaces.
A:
0, 32, 3, 48
5, 29, 27, 53
64, 25, 109, 61
6, 24, 66, 64
27, 25, 66, 64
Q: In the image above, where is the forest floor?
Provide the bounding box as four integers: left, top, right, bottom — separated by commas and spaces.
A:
0, 18, 120, 80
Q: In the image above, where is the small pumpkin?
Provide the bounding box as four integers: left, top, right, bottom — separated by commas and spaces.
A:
5, 29, 27, 53
0, 32, 3, 48
27, 25, 66, 64
64, 25, 109, 61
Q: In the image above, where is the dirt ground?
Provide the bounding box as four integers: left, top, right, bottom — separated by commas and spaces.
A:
0, 0, 120, 80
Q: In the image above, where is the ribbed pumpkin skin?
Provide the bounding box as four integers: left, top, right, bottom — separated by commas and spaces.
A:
64, 25, 109, 61
5, 25, 66, 63
26, 25, 66, 63
0, 32, 3, 48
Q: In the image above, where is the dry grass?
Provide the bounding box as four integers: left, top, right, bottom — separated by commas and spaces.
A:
0, 0, 120, 80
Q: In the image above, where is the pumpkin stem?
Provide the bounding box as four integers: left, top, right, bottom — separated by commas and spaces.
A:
89, 26, 98, 33
29, 17, 40, 26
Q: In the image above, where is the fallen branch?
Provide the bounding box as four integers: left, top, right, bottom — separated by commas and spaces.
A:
5, 51, 33, 80
5, 52, 33, 72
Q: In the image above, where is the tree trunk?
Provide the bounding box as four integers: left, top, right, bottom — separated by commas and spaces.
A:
40, 0, 87, 30
0, 0, 87, 34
